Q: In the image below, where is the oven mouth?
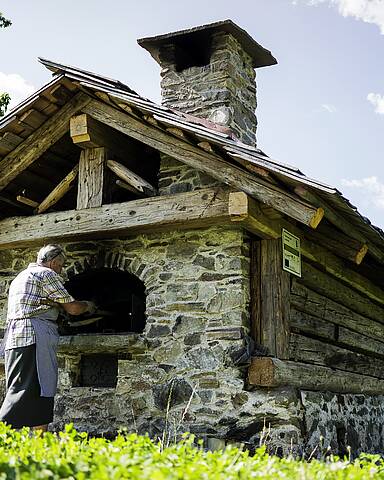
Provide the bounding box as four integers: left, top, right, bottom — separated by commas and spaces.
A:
60, 268, 146, 335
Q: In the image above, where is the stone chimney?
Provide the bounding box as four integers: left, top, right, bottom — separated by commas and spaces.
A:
138, 20, 277, 146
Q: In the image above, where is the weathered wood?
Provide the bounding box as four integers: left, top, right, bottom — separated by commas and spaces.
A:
16, 195, 39, 208
77, 148, 108, 209
304, 222, 368, 265
290, 307, 335, 341
298, 239, 384, 305
337, 327, 384, 358
248, 357, 384, 395
289, 333, 384, 377
0, 187, 235, 249
18, 109, 47, 129
83, 100, 324, 228
291, 280, 384, 342
228, 193, 381, 304
228, 191, 280, 239
70, 113, 104, 148
166, 127, 187, 139
143, 114, 158, 126
259, 239, 290, 358
115, 179, 142, 196
294, 186, 384, 265
107, 159, 156, 197
299, 261, 384, 324
0, 93, 91, 192
69, 113, 155, 182
197, 141, 214, 153
0, 132, 23, 156
36, 164, 79, 214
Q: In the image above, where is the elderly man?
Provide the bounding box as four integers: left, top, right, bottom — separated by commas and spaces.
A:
0, 244, 96, 431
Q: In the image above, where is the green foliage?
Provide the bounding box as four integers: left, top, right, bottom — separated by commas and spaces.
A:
0, 12, 11, 28
0, 423, 383, 479
0, 93, 10, 117
0, 12, 11, 117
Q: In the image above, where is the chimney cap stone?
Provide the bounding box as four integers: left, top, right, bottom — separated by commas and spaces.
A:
138, 19, 277, 69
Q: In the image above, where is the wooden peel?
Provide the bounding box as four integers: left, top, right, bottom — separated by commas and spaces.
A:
68, 316, 103, 327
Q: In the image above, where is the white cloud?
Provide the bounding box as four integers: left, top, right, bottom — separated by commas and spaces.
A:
297, 0, 384, 33
0, 72, 35, 112
367, 92, 384, 114
342, 176, 384, 208
321, 103, 337, 112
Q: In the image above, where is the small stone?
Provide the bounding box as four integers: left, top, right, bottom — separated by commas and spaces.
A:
193, 255, 215, 270
153, 378, 194, 410
184, 333, 202, 346
147, 325, 171, 338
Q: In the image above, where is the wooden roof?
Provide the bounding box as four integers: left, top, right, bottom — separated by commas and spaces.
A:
0, 59, 383, 262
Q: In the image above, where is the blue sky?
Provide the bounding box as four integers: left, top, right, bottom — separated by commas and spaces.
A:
1, 0, 383, 227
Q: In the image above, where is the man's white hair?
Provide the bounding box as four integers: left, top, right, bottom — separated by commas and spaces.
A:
37, 244, 66, 265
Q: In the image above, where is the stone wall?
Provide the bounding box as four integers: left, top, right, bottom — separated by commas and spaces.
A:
1, 225, 384, 454
158, 154, 220, 196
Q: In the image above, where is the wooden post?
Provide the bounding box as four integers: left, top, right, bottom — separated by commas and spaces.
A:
77, 147, 110, 209
259, 238, 291, 359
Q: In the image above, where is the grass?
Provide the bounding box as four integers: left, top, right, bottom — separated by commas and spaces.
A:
0, 423, 383, 479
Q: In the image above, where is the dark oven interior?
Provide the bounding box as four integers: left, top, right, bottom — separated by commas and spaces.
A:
60, 268, 146, 335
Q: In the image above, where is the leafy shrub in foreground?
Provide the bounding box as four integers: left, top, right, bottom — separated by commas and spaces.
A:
0, 422, 383, 479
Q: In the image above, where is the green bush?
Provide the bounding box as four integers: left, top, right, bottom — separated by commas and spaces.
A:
0, 422, 383, 479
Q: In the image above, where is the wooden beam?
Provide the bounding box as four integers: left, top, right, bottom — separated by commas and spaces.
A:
16, 195, 39, 208
304, 223, 368, 265
0, 187, 234, 249
229, 191, 280, 239
197, 141, 214, 153
229, 192, 384, 305
107, 159, 157, 197
248, 357, 384, 395
295, 186, 384, 264
83, 100, 324, 229
260, 239, 290, 358
289, 333, 384, 378
77, 148, 108, 209
69, 113, 153, 183
115, 179, 142, 196
70, 113, 102, 148
36, 164, 79, 214
0, 93, 91, 192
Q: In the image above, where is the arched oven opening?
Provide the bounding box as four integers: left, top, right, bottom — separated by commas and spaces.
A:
60, 268, 146, 335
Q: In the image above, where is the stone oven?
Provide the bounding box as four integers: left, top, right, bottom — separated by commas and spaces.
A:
1, 20, 384, 456
62, 267, 146, 335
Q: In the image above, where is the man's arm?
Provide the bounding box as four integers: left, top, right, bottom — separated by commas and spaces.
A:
41, 298, 97, 316
61, 300, 96, 316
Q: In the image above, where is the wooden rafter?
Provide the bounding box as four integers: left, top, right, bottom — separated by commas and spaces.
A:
36, 164, 79, 214
0, 93, 91, 192
82, 99, 324, 229
107, 159, 156, 197
294, 186, 383, 264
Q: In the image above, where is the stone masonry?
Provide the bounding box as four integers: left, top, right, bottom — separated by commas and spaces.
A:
158, 32, 257, 146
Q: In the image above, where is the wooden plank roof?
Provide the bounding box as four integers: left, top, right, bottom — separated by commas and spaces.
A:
0, 58, 383, 253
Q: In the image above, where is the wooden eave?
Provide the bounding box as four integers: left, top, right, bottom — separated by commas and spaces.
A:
0, 60, 383, 267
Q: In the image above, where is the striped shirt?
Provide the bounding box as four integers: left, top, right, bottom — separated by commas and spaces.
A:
5, 263, 74, 350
